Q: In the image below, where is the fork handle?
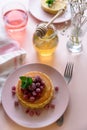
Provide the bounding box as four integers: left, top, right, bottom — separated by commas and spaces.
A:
56, 115, 64, 126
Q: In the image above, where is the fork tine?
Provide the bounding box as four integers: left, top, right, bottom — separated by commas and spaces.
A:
69, 62, 74, 78
64, 62, 69, 77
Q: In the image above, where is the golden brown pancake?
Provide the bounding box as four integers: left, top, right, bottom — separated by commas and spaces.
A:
16, 71, 54, 109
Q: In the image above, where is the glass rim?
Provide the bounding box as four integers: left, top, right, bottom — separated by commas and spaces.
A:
2, 1, 28, 15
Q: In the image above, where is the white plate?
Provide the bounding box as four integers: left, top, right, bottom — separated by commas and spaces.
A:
29, 0, 71, 23
1, 63, 69, 128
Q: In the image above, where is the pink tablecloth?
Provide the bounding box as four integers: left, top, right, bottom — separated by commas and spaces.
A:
0, 1, 87, 130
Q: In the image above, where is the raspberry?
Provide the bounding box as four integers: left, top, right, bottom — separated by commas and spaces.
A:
44, 104, 50, 110
32, 91, 37, 96
35, 110, 41, 116
12, 86, 16, 90
25, 109, 30, 113
50, 104, 55, 109
29, 110, 34, 116
12, 86, 16, 95
55, 86, 59, 92
23, 94, 29, 100
12, 90, 16, 96
14, 101, 19, 107
36, 88, 41, 93
29, 96, 35, 102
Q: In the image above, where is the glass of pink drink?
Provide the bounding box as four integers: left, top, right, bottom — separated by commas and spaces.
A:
2, 2, 28, 33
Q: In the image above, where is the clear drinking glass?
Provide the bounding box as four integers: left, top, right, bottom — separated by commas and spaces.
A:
33, 23, 58, 56
2, 1, 28, 32
66, 0, 87, 53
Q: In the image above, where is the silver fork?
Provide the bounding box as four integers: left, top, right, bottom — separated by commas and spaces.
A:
56, 62, 74, 126
64, 62, 74, 84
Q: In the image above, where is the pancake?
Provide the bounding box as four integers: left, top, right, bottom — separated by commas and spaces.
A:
41, 0, 67, 15
16, 71, 54, 109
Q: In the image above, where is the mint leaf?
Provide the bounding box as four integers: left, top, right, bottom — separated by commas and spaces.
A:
46, 0, 55, 7
20, 76, 33, 89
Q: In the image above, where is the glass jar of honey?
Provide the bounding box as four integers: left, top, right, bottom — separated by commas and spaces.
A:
33, 23, 58, 56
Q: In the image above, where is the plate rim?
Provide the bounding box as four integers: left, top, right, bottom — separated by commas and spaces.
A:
29, 0, 71, 23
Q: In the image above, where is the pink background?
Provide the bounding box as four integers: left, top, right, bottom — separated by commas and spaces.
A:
0, 0, 87, 130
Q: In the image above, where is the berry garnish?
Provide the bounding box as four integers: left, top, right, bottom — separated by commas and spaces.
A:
25, 109, 30, 113
35, 110, 41, 116
55, 86, 59, 92
29, 110, 34, 116
32, 91, 37, 96
36, 82, 40, 88
50, 104, 55, 109
12, 86, 16, 90
19, 75, 46, 101
14, 101, 19, 107
23, 94, 29, 100
29, 96, 35, 102
11, 86, 16, 96
31, 83, 36, 90
44, 104, 50, 110
33, 76, 41, 83
36, 88, 41, 93
12, 90, 16, 96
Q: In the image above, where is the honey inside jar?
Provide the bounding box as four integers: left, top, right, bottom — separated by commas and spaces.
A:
33, 23, 58, 56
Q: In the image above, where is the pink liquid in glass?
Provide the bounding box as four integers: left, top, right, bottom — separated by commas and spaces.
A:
3, 9, 28, 31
